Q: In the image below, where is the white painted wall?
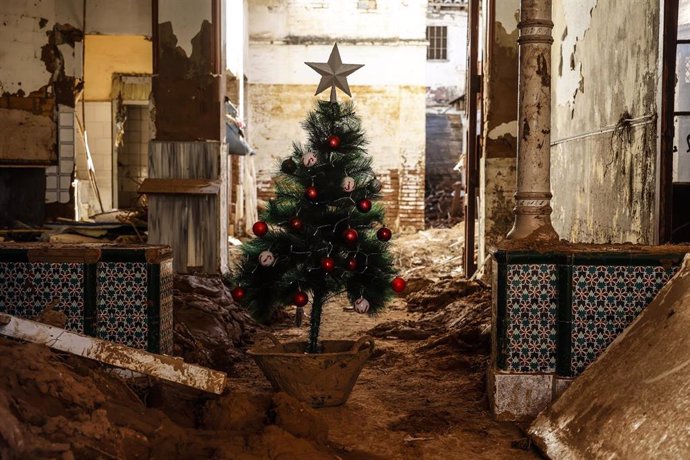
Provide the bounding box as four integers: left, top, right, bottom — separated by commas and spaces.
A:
249, 0, 425, 41
425, 9, 468, 103
86, 0, 151, 36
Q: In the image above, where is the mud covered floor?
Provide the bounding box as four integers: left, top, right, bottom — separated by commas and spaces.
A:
0, 226, 539, 459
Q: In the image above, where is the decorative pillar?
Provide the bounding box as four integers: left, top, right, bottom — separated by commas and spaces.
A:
506, 0, 558, 241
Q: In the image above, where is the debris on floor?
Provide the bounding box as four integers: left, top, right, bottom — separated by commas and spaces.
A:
0, 227, 537, 459
173, 275, 258, 374
0, 313, 227, 394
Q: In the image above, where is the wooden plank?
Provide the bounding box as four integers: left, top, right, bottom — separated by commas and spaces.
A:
27, 247, 102, 263
0, 313, 227, 395
138, 178, 221, 195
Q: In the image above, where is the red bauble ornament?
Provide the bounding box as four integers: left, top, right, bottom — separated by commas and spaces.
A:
391, 277, 406, 293
305, 186, 318, 201
345, 257, 358, 271
356, 199, 372, 213
377, 227, 392, 242
293, 291, 309, 307
289, 217, 303, 231
327, 135, 341, 149
252, 221, 268, 237
342, 228, 358, 245
231, 287, 246, 301
321, 257, 335, 272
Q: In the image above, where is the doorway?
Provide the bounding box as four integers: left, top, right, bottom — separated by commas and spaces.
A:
661, 0, 690, 243
117, 104, 150, 209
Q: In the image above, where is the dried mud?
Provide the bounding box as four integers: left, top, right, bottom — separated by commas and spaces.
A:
0, 227, 538, 459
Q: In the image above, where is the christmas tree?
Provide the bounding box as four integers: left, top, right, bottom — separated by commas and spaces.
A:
230, 44, 405, 353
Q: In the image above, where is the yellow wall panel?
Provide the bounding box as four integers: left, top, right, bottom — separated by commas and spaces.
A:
84, 35, 152, 101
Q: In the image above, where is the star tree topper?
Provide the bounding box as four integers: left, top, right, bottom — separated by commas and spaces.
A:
305, 43, 364, 103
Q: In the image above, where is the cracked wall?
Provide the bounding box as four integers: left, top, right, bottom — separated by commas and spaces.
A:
479, 0, 520, 261
550, 0, 660, 243
247, 0, 427, 230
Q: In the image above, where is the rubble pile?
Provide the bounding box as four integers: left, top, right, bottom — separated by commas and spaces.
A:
173, 275, 258, 374
0, 337, 341, 459
424, 181, 463, 229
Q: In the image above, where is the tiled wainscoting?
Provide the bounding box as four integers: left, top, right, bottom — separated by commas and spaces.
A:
0, 244, 173, 354
490, 248, 688, 420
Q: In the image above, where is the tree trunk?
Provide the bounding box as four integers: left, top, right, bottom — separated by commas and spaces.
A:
307, 289, 325, 353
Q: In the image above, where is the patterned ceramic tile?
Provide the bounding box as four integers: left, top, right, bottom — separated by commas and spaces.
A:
97, 262, 148, 349
0, 262, 84, 332
504, 264, 559, 373
571, 265, 677, 375
159, 259, 174, 354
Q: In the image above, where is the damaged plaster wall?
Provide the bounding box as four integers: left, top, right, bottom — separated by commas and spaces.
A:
247, 0, 427, 230
478, 0, 519, 261
550, 0, 660, 243
0, 0, 83, 164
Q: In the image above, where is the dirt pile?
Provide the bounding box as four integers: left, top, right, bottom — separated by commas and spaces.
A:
369, 276, 491, 354
0, 337, 343, 460
173, 275, 258, 374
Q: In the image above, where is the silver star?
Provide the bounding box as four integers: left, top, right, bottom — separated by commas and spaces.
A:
305, 43, 364, 103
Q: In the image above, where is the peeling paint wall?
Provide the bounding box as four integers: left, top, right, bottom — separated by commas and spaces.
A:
479, 0, 520, 261
0, 0, 83, 164
550, 0, 660, 243
247, 0, 427, 230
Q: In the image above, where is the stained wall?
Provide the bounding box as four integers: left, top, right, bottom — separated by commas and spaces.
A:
478, 0, 520, 261
550, 0, 661, 243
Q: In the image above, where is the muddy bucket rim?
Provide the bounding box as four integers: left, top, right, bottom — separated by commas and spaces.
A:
247, 333, 375, 358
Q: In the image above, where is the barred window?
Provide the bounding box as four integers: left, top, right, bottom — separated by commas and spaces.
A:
426, 26, 447, 60
357, 0, 377, 9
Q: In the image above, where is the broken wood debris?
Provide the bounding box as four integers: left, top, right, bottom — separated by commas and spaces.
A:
0, 313, 227, 395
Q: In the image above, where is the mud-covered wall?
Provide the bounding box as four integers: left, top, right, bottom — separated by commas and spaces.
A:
247, 0, 427, 230
0, 0, 83, 164
550, 0, 660, 243
478, 0, 519, 261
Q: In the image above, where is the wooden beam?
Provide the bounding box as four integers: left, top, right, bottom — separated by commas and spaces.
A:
138, 178, 221, 195
0, 313, 227, 394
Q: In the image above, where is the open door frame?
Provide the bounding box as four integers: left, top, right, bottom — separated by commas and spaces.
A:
464, 0, 482, 277
658, 0, 679, 243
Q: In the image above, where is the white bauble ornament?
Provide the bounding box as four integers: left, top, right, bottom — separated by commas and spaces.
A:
354, 296, 370, 314
258, 250, 275, 267
342, 176, 356, 193
302, 151, 317, 167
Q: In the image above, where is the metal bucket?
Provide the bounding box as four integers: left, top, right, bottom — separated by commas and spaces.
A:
247, 334, 375, 407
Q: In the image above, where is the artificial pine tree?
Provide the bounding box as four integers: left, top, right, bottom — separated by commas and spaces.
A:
230, 44, 406, 353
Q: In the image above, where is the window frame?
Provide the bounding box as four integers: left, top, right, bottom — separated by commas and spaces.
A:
426, 25, 448, 61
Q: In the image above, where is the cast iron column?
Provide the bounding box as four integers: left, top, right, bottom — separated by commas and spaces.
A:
506, 0, 559, 241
